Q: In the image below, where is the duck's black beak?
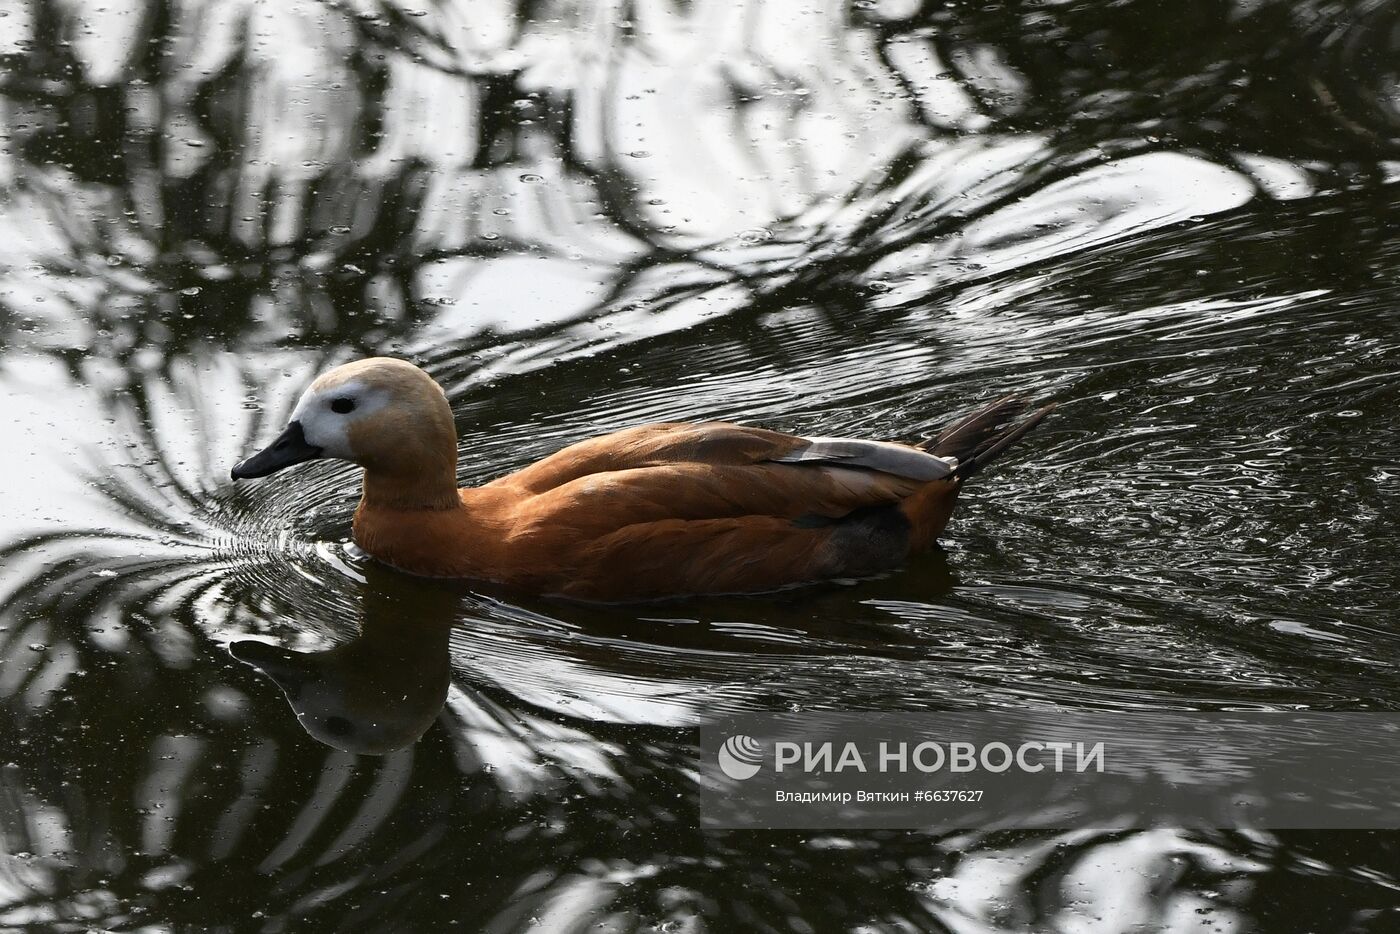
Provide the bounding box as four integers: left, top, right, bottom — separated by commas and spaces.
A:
231, 421, 322, 480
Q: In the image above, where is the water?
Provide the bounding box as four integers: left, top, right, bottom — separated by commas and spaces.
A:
2, 0, 1399, 929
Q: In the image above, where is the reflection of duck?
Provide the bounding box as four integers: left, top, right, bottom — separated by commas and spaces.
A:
232, 358, 1051, 601
229, 569, 457, 754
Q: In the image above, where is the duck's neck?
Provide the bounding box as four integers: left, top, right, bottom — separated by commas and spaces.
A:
359, 463, 462, 511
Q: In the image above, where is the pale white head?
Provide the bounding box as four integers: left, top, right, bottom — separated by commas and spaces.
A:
232, 357, 459, 507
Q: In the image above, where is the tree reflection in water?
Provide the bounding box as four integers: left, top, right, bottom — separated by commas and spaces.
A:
2, 0, 1400, 930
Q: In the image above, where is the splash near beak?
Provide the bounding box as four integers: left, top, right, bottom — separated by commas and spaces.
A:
231, 421, 322, 480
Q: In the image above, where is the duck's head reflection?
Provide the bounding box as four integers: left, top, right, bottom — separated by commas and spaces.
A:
230, 569, 458, 755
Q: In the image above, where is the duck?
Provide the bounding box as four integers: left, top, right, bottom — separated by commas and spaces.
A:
229, 564, 456, 755
232, 357, 1052, 602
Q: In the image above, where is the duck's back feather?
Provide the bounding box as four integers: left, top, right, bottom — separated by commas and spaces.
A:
771, 436, 955, 480
495, 421, 953, 492
518, 461, 922, 534
494, 423, 803, 493
356, 406, 1046, 600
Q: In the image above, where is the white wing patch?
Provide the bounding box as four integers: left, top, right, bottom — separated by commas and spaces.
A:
773, 437, 957, 481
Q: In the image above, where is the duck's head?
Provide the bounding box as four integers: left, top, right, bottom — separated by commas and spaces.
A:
232, 357, 457, 503
228, 619, 453, 755
229, 566, 460, 755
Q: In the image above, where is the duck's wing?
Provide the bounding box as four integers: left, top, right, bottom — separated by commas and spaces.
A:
493, 423, 972, 600
516, 465, 958, 601
521, 461, 923, 532
497, 421, 956, 493
768, 436, 955, 481
554, 514, 890, 601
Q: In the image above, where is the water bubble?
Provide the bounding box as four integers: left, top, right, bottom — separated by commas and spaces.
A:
519, 173, 543, 183
737, 228, 773, 244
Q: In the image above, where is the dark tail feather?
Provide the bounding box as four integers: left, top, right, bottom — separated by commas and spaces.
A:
921, 397, 1055, 480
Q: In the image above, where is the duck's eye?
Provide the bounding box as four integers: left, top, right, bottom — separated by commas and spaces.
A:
330, 397, 355, 414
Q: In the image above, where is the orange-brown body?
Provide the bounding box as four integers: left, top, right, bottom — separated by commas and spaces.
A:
351, 422, 962, 601
233, 358, 1050, 602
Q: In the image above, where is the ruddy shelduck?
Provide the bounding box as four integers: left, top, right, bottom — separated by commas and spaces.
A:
232, 358, 1052, 601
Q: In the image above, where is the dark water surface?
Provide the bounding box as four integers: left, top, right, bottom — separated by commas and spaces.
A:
3, 0, 1400, 930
